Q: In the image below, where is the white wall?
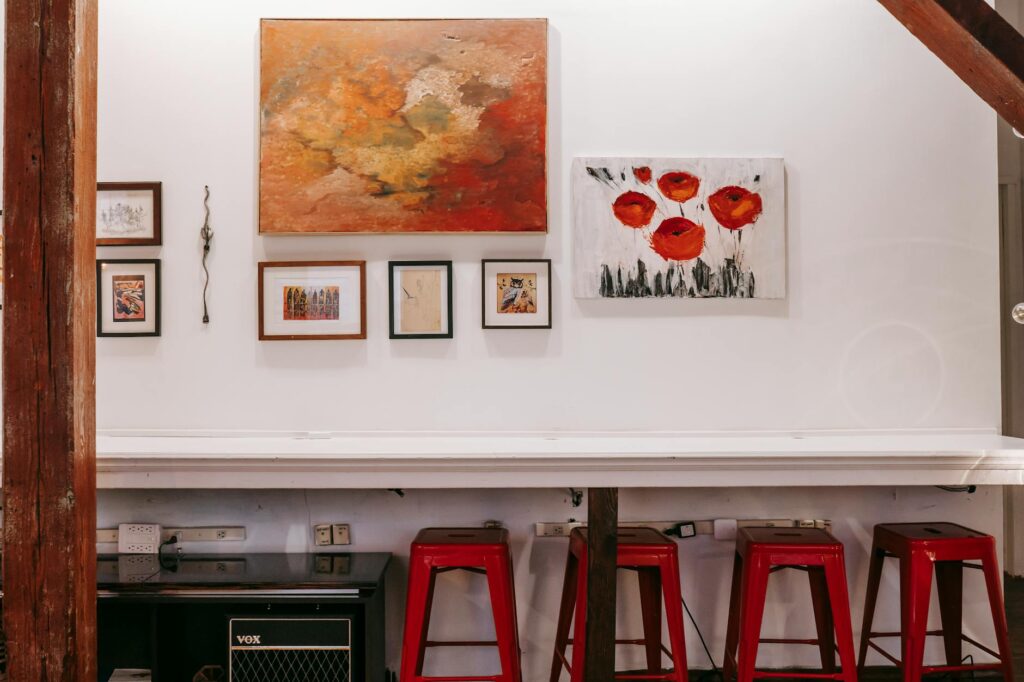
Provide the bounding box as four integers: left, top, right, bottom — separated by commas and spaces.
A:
93, 0, 1000, 435
0, 0, 1008, 677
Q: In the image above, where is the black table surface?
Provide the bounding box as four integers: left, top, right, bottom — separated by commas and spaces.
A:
95, 552, 391, 592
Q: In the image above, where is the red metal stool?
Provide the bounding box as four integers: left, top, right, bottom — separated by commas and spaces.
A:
549, 527, 689, 682
723, 527, 857, 682
857, 522, 1013, 680
400, 528, 522, 682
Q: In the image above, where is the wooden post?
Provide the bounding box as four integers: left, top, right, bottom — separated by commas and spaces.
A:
585, 488, 618, 682
877, 0, 1024, 131
3, 0, 98, 680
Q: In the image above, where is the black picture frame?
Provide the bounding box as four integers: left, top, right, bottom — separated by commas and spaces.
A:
96, 258, 161, 337
388, 260, 454, 339
481, 258, 553, 329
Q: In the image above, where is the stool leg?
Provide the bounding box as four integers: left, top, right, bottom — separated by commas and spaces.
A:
736, 553, 769, 682
400, 556, 436, 682
857, 546, 885, 676
934, 560, 963, 679
638, 567, 663, 674
570, 548, 590, 682
658, 552, 690, 682
550, 548, 579, 682
485, 552, 523, 682
822, 554, 857, 682
980, 543, 1015, 682
808, 566, 836, 673
901, 551, 932, 682
723, 552, 743, 681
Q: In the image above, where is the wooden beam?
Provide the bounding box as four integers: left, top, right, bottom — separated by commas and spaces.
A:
877, 0, 1024, 131
585, 488, 618, 682
3, 0, 98, 680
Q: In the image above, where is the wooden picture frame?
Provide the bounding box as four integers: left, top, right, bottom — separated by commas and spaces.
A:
388, 261, 454, 340
96, 182, 162, 246
481, 259, 553, 329
258, 261, 367, 340
96, 258, 161, 337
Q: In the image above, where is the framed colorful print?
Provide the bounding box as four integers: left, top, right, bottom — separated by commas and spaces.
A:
482, 259, 552, 329
96, 259, 161, 337
389, 261, 453, 339
96, 182, 162, 246
259, 18, 547, 234
259, 261, 366, 340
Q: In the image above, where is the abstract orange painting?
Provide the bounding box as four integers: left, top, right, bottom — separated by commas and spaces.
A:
259, 19, 548, 234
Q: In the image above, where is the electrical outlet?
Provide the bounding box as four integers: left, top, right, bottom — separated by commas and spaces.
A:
118, 523, 162, 554
161, 527, 246, 543
314, 524, 333, 546
331, 524, 351, 545
535, 522, 584, 537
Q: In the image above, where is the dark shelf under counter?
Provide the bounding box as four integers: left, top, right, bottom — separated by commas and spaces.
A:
96, 552, 390, 682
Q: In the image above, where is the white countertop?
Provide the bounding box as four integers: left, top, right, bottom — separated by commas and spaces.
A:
94, 430, 1024, 489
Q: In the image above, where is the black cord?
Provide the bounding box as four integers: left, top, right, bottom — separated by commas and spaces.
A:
682, 596, 723, 681
158, 535, 180, 571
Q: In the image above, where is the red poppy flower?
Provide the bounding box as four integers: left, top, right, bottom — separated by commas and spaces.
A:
657, 172, 700, 203
650, 217, 705, 261
612, 191, 657, 228
633, 166, 652, 184
708, 186, 763, 230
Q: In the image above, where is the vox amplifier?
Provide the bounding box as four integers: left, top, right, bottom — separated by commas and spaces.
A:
228, 617, 352, 682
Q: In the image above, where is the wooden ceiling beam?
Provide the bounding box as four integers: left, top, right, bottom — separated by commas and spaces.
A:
878, 0, 1024, 130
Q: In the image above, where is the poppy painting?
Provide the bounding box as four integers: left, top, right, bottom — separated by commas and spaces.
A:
573, 158, 785, 299
259, 19, 548, 234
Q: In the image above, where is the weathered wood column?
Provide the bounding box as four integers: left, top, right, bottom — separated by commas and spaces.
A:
585, 488, 618, 682
3, 0, 98, 680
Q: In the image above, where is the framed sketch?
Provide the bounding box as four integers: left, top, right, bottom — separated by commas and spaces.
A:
259, 261, 366, 340
96, 182, 162, 246
96, 259, 161, 337
389, 261, 453, 339
482, 259, 552, 329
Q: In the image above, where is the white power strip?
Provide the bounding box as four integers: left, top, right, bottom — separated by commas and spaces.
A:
535, 518, 831, 538
118, 523, 162, 554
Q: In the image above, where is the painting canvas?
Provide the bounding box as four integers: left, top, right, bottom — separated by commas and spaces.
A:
259, 18, 548, 234
497, 273, 537, 314
112, 275, 146, 322
573, 158, 785, 299
283, 286, 341, 321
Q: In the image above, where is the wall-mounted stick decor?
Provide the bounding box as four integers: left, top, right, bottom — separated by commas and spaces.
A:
200, 185, 213, 324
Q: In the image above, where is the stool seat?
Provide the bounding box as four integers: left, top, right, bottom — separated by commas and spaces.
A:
550, 527, 688, 682
414, 527, 510, 546
739, 527, 842, 553
401, 527, 522, 682
724, 527, 857, 682
572, 527, 676, 546
858, 522, 1013, 680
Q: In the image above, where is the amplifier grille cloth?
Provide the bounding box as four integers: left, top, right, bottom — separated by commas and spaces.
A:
230, 648, 351, 682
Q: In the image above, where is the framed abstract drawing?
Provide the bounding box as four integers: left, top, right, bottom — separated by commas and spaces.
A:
388, 261, 453, 339
481, 259, 551, 329
258, 18, 548, 234
96, 259, 161, 337
572, 158, 785, 299
259, 261, 366, 340
96, 182, 162, 246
